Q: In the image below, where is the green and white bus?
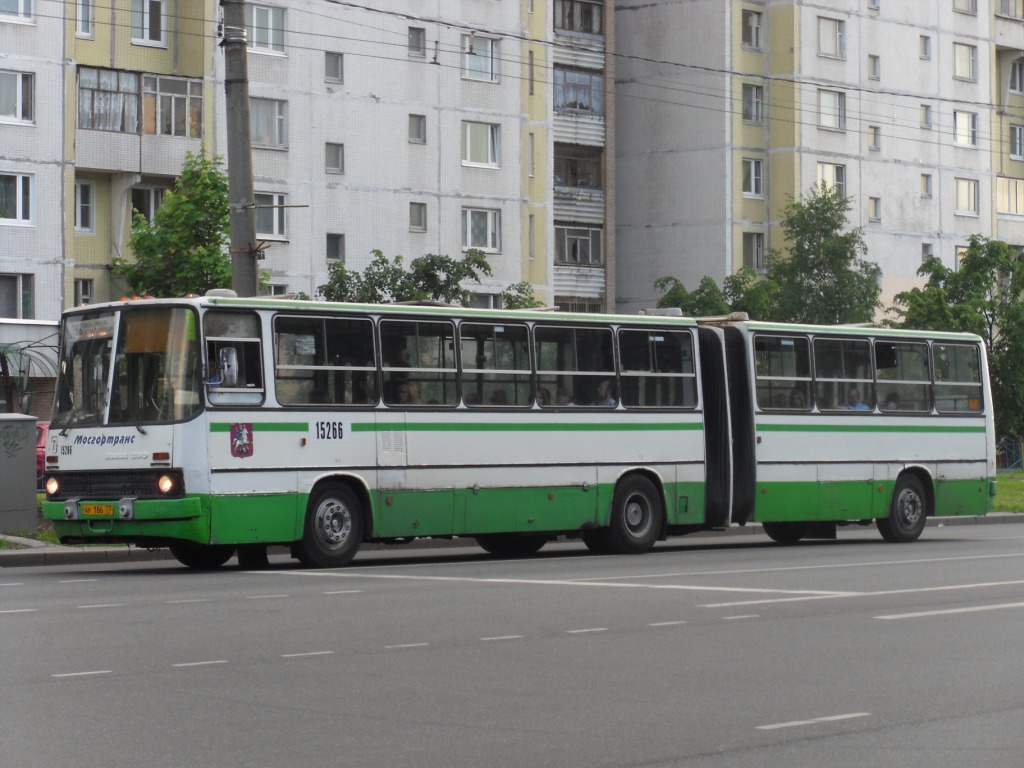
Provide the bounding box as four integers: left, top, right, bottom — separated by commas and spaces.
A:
41, 295, 996, 568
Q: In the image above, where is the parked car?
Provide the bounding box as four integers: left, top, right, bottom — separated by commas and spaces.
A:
36, 421, 49, 492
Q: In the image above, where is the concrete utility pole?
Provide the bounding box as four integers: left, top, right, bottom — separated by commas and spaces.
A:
220, 0, 259, 297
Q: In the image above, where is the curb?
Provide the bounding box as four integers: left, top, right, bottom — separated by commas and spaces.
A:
3, 512, 1022, 569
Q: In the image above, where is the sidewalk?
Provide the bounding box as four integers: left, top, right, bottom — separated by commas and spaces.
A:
3, 513, 1022, 569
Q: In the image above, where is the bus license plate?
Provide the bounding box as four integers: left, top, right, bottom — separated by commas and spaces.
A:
81, 503, 115, 517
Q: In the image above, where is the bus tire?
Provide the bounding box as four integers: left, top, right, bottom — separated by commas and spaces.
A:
877, 475, 928, 543
475, 534, 547, 557
607, 475, 662, 554
762, 521, 810, 545
298, 484, 364, 567
169, 542, 235, 570
581, 530, 614, 555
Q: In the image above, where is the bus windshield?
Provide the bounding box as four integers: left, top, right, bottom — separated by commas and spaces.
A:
52, 306, 202, 428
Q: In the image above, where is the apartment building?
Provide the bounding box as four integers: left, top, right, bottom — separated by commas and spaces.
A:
1, 1, 616, 319
615, 0, 1024, 314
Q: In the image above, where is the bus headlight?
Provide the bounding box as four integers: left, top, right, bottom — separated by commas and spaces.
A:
45, 477, 61, 496
157, 475, 176, 495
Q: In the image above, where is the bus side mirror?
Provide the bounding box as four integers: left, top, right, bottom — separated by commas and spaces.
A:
218, 347, 240, 388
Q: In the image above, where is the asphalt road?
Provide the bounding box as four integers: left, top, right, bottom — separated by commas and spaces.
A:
3, 526, 1024, 768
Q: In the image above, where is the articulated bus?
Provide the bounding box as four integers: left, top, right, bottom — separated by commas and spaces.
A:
41, 295, 996, 568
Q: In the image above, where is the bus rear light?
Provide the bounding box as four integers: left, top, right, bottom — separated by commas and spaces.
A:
153, 452, 170, 462
157, 475, 176, 495
46, 477, 61, 496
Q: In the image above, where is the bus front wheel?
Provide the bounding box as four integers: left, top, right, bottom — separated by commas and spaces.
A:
607, 476, 662, 554
169, 542, 235, 570
297, 484, 364, 568
877, 475, 928, 543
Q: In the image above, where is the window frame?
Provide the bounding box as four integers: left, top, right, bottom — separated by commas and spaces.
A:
142, 75, 203, 138
741, 9, 762, 50
0, 0, 33, 21
553, 66, 603, 115
325, 142, 344, 173
554, 223, 602, 265
817, 162, 847, 197
953, 42, 978, 82
554, 144, 602, 189
818, 89, 846, 130
254, 191, 287, 238
0, 70, 33, 123
462, 207, 501, 252
326, 233, 345, 262
0, 172, 33, 225
78, 67, 141, 133
954, 110, 979, 147
0, 273, 34, 319
742, 83, 764, 124
250, 97, 288, 148
245, 4, 285, 54
325, 52, 343, 83
461, 121, 500, 167
554, 0, 603, 37
408, 114, 426, 143
743, 232, 765, 272
74, 181, 94, 233
742, 157, 764, 197
409, 202, 427, 232
131, 0, 167, 47
77, 0, 93, 36
461, 35, 500, 82
818, 17, 846, 59
408, 27, 426, 56
954, 177, 979, 216
1012, 124, 1024, 159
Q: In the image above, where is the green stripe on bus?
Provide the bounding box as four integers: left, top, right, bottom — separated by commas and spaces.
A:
757, 423, 986, 434
353, 422, 704, 433
210, 422, 309, 432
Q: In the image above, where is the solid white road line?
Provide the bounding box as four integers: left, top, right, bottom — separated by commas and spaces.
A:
757, 712, 871, 730
875, 601, 1024, 620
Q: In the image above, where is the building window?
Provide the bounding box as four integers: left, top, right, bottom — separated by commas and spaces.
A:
818, 89, 846, 130
818, 17, 845, 58
817, 162, 846, 197
325, 52, 343, 82
0, 71, 33, 122
743, 232, 765, 271
953, 43, 977, 81
326, 233, 344, 262
742, 158, 763, 196
462, 121, 500, 167
1012, 125, 1024, 159
554, 67, 603, 115
868, 0, 879, 9
74, 181, 94, 232
0, 172, 32, 224
409, 202, 427, 232
955, 178, 979, 216
142, 76, 202, 138
408, 27, 426, 56
250, 97, 287, 147
742, 10, 762, 50
1, 0, 32, 20
868, 54, 880, 80
325, 142, 344, 173
921, 242, 934, 260
255, 192, 286, 237
462, 35, 499, 82
921, 173, 933, 197
245, 4, 284, 53
0, 274, 33, 319
920, 36, 931, 60
131, 0, 165, 46
78, 67, 140, 133
742, 83, 764, 123
1002, 0, 1024, 20
555, 224, 602, 265
954, 111, 978, 147
868, 197, 881, 221
462, 208, 501, 251
529, 50, 535, 94
997, 177, 1024, 215
408, 114, 426, 143
868, 125, 881, 150
955, 245, 969, 267
529, 132, 535, 177
77, 0, 93, 35
1012, 60, 1024, 93
920, 104, 933, 129
554, 0, 603, 36
554, 144, 602, 189
953, 0, 977, 13
74, 278, 93, 306
131, 186, 163, 223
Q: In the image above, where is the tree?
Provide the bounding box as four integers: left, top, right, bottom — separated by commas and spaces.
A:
890, 235, 1024, 439
500, 281, 545, 309
113, 152, 231, 297
769, 183, 880, 324
655, 184, 879, 324
316, 249, 493, 305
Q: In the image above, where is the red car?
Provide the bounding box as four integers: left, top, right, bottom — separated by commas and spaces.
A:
36, 421, 48, 492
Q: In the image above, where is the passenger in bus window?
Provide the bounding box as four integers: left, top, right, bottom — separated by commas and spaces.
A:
397, 381, 421, 405
595, 378, 617, 407
536, 387, 551, 406
845, 387, 870, 410
556, 387, 574, 406
882, 391, 901, 411
788, 387, 807, 409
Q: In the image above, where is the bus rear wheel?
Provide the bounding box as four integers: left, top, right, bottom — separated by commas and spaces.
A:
169, 542, 235, 570
297, 484, 364, 568
475, 534, 547, 558
762, 521, 810, 545
877, 475, 928, 543
607, 476, 662, 554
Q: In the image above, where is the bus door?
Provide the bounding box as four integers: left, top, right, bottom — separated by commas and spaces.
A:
696, 327, 732, 527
